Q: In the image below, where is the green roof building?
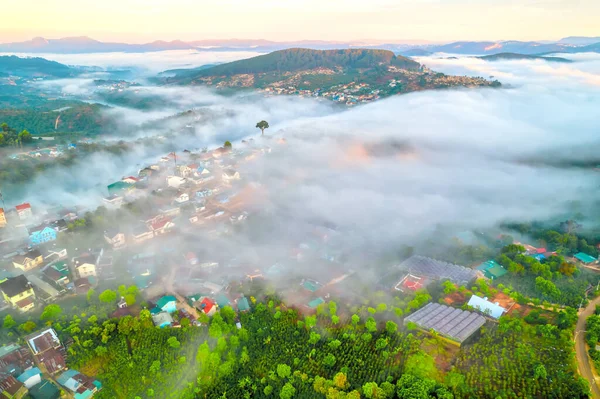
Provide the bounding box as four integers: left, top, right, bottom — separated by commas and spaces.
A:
302, 280, 320, 292
107, 181, 133, 196
308, 297, 325, 309
575, 252, 597, 264
237, 296, 250, 312
477, 260, 508, 280
29, 379, 60, 399
216, 293, 231, 308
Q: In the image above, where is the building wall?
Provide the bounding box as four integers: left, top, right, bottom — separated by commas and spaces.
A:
13, 256, 44, 272
0, 211, 6, 227
17, 208, 32, 220
3, 288, 36, 308
30, 228, 57, 246
22, 374, 42, 389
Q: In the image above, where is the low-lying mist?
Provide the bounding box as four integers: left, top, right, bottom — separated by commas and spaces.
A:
3, 53, 600, 271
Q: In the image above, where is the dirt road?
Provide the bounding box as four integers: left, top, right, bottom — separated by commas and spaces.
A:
575, 296, 600, 399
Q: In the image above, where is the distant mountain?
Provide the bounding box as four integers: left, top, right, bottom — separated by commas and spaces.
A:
1, 36, 599, 55
477, 53, 573, 63
421, 41, 574, 55
558, 36, 600, 46
159, 63, 221, 77
167, 48, 421, 84
0, 36, 197, 53
397, 48, 433, 57
0, 55, 76, 77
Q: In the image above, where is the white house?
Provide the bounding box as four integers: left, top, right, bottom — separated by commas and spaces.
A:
222, 169, 240, 181
174, 192, 189, 204
17, 367, 42, 388
103, 194, 124, 209
167, 176, 186, 189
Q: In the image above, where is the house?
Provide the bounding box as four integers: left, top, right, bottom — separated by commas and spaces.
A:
195, 297, 217, 317
43, 262, 70, 286
0, 208, 6, 228
104, 229, 126, 249
476, 260, 508, 280
28, 226, 57, 246
196, 166, 211, 176
0, 374, 27, 399
467, 294, 507, 319
25, 328, 65, 375
174, 192, 189, 204
74, 253, 97, 279
152, 311, 173, 328
27, 275, 60, 300
16, 367, 41, 389
154, 295, 177, 314
130, 225, 154, 244
15, 204, 32, 221
394, 274, 427, 292
307, 297, 325, 309
149, 218, 174, 236
12, 250, 44, 272
196, 189, 213, 198
117, 297, 127, 309
177, 165, 193, 178
46, 248, 67, 261
222, 169, 240, 181
574, 252, 598, 265
166, 176, 186, 189
107, 181, 133, 196
121, 176, 139, 184
0, 276, 35, 312
49, 219, 68, 233
28, 379, 60, 399
186, 252, 198, 265
102, 194, 123, 209
56, 369, 100, 399
215, 293, 231, 308
0, 344, 35, 375
237, 296, 251, 312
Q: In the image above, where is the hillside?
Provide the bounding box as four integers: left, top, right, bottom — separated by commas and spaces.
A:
162, 48, 499, 106
0, 55, 75, 78
167, 48, 420, 83
477, 53, 573, 63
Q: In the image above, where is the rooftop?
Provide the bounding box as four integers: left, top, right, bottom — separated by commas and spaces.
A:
575, 252, 597, 264
404, 302, 486, 344
467, 294, 506, 319
156, 295, 177, 309
0, 275, 31, 298
399, 255, 476, 286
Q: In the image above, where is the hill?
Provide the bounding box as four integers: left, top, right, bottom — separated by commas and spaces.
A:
477, 53, 573, 63
0, 55, 75, 78
182, 48, 421, 79
162, 48, 499, 105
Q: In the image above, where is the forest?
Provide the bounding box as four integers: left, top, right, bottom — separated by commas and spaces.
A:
0, 271, 589, 399
0, 103, 115, 135
166, 48, 421, 84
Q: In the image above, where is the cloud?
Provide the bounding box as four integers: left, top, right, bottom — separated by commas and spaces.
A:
4, 53, 600, 284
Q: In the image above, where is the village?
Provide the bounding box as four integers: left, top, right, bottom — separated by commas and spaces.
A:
0, 131, 599, 398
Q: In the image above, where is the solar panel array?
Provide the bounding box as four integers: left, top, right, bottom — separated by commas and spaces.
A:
404, 302, 486, 343
399, 255, 477, 285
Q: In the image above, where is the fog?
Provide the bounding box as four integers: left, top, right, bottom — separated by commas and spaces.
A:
3, 53, 600, 289
1, 49, 262, 75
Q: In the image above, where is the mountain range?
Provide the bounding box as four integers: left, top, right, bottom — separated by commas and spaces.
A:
1, 36, 600, 55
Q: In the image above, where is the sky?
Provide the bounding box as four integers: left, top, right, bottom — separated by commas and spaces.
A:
1, 0, 599, 43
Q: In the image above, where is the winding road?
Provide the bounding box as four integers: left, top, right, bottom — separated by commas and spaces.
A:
575, 296, 600, 399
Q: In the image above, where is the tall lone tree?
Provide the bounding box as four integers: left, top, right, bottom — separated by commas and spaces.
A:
256, 120, 269, 136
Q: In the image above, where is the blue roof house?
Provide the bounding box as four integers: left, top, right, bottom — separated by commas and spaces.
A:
29, 226, 57, 246
17, 367, 42, 388
155, 295, 177, 313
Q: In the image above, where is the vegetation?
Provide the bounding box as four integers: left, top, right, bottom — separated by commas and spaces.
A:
168, 49, 421, 83
256, 120, 269, 136
0, 55, 76, 78
0, 103, 115, 135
